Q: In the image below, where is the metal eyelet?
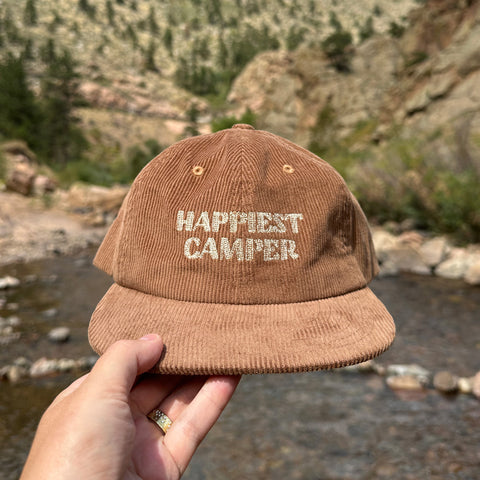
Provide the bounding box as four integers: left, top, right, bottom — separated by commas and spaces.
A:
283, 164, 294, 174
192, 166, 204, 176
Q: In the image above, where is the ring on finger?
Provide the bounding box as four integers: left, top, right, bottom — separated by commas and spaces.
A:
147, 408, 172, 435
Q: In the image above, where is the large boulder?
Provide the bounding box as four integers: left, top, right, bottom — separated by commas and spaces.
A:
5, 164, 36, 196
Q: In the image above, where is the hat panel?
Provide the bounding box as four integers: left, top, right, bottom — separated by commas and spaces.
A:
114, 129, 254, 303
108, 129, 372, 305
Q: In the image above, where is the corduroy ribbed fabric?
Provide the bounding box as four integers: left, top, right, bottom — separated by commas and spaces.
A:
88, 124, 395, 374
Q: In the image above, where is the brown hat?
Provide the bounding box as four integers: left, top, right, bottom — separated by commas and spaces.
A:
88, 124, 395, 374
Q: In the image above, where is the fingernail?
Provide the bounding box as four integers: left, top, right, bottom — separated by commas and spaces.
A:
140, 334, 159, 341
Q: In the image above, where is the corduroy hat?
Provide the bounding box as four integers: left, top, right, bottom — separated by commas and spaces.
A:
88, 124, 395, 374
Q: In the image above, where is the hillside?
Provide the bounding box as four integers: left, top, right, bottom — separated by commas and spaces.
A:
229, 0, 480, 147
1, 0, 416, 147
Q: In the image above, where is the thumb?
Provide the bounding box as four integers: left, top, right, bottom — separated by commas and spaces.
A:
86, 334, 164, 395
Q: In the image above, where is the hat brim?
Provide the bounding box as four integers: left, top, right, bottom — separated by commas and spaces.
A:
88, 284, 395, 374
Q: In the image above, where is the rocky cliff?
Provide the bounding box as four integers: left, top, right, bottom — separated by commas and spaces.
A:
228, 0, 480, 172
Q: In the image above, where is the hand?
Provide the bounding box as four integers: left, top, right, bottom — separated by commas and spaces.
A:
20, 334, 241, 480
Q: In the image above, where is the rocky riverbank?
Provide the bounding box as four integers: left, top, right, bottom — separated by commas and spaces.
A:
0, 185, 128, 267
372, 227, 480, 285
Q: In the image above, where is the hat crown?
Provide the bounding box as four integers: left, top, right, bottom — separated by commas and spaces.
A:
94, 127, 378, 305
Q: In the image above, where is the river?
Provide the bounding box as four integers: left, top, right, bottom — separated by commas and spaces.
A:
0, 252, 479, 479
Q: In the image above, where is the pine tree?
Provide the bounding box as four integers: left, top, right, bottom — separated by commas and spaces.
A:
184, 103, 200, 137
106, 0, 115, 26
78, 0, 96, 19
217, 36, 228, 69
148, 6, 159, 34
79, 0, 89, 12
0, 54, 41, 148
144, 40, 157, 72
40, 49, 87, 165
321, 29, 353, 72
4, 8, 22, 44
40, 38, 56, 64
359, 16, 374, 42
125, 24, 138, 47
23, 38, 34, 60
163, 27, 173, 55
24, 0, 38, 26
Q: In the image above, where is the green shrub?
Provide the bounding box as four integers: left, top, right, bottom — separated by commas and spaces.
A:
427, 170, 480, 242
57, 159, 114, 187
389, 21, 405, 38
0, 150, 6, 180
359, 16, 374, 42
286, 26, 307, 51
308, 104, 338, 156
321, 30, 353, 72
211, 109, 257, 132
327, 137, 480, 243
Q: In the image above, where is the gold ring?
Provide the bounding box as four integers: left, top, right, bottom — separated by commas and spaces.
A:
147, 409, 172, 434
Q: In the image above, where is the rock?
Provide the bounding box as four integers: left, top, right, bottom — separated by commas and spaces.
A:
57, 358, 77, 373
371, 362, 387, 376
6, 365, 29, 383
42, 308, 58, 318
386, 364, 431, 384
472, 371, 480, 399
6, 303, 19, 311
0, 365, 9, 380
458, 377, 473, 394
433, 371, 458, 393
76, 356, 98, 370
343, 359, 376, 372
43, 274, 59, 284
397, 231, 424, 246
6, 316, 21, 327
382, 221, 401, 235
1, 325, 13, 335
0, 331, 21, 345
30, 358, 60, 378
420, 237, 450, 267
382, 244, 430, 275
13, 357, 31, 369
398, 219, 420, 234
1, 140, 37, 162
48, 327, 71, 343
32, 175, 56, 196
378, 260, 400, 277
5, 163, 36, 196
67, 184, 128, 216
464, 260, 480, 285
372, 229, 398, 263
79, 81, 130, 111
386, 375, 424, 391
435, 248, 470, 279
0, 276, 20, 289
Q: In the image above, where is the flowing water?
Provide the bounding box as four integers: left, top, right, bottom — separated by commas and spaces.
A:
0, 252, 479, 479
